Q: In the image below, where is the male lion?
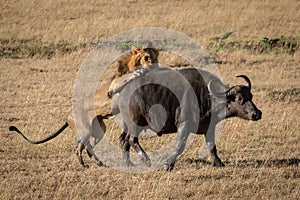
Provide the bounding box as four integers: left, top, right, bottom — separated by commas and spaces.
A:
9, 45, 159, 167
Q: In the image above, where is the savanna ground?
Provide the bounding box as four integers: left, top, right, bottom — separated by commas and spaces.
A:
1, 0, 300, 199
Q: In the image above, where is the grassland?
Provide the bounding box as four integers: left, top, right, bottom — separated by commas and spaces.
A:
0, 0, 299, 199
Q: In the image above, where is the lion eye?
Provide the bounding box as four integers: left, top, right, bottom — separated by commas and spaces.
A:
144, 56, 149, 61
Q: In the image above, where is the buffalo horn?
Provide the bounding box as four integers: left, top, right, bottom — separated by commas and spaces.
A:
236, 75, 251, 90
208, 79, 227, 97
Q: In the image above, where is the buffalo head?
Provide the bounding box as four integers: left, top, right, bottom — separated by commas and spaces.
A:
209, 75, 262, 121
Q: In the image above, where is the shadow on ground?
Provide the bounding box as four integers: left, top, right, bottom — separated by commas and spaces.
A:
185, 158, 300, 168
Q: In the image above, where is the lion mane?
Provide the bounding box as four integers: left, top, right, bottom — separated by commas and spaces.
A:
116, 45, 159, 77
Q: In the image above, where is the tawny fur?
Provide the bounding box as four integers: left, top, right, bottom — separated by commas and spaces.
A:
69, 45, 160, 166
10, 45, 160, 168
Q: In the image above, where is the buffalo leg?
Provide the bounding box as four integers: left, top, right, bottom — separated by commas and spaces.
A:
205, 127, 225, 167
210, 145, 224, 167
120, 127, 134, 167
164, 121, 190, 171
118, 124, 128, 146
129, 136, 151, 166
120, 132, 134, 167
119, 131, 127, 146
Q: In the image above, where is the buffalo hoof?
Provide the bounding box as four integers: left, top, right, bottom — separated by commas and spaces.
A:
142, 159, 151, 167
163, 162, 175, 171
96, 161, 104, 167
78, 158, 89, 168
212, 158, 225, 167
81, 163, 89, 168
141, 156, 151, 167
126, 160, 135, 168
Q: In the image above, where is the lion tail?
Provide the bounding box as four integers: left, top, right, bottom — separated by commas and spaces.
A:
9, 122, 69, 144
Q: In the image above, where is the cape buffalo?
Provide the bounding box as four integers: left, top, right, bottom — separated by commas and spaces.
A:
112, 67, 262, 171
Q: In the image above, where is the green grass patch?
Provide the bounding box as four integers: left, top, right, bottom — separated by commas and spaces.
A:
116, 41, 136, 52
1, 35, 300, 59
208, 33, 300, 55
268, 88, 300, 102
0, 38, 90, 59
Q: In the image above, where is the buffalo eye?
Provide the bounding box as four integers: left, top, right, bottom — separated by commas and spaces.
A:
238, 95, 243, 102
144, 56, 149, 61
237, 95, 247, 105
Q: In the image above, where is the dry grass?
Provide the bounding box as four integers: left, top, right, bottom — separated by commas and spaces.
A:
0, 0, 299, 199
1, 0, 300, 42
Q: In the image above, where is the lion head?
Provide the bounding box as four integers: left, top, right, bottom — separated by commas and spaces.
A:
117, 45, 159, 76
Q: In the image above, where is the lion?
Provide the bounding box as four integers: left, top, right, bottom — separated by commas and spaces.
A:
9, 45, 160, 167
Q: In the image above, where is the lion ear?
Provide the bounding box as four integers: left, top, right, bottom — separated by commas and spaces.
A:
143, 41, 153, 48
153, 48, 159, 57
131, 46, 139, 54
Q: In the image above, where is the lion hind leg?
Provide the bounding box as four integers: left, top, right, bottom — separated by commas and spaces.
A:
74, 141, 89, 168
84, 116, 105, 167
85, 143, 104, 167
